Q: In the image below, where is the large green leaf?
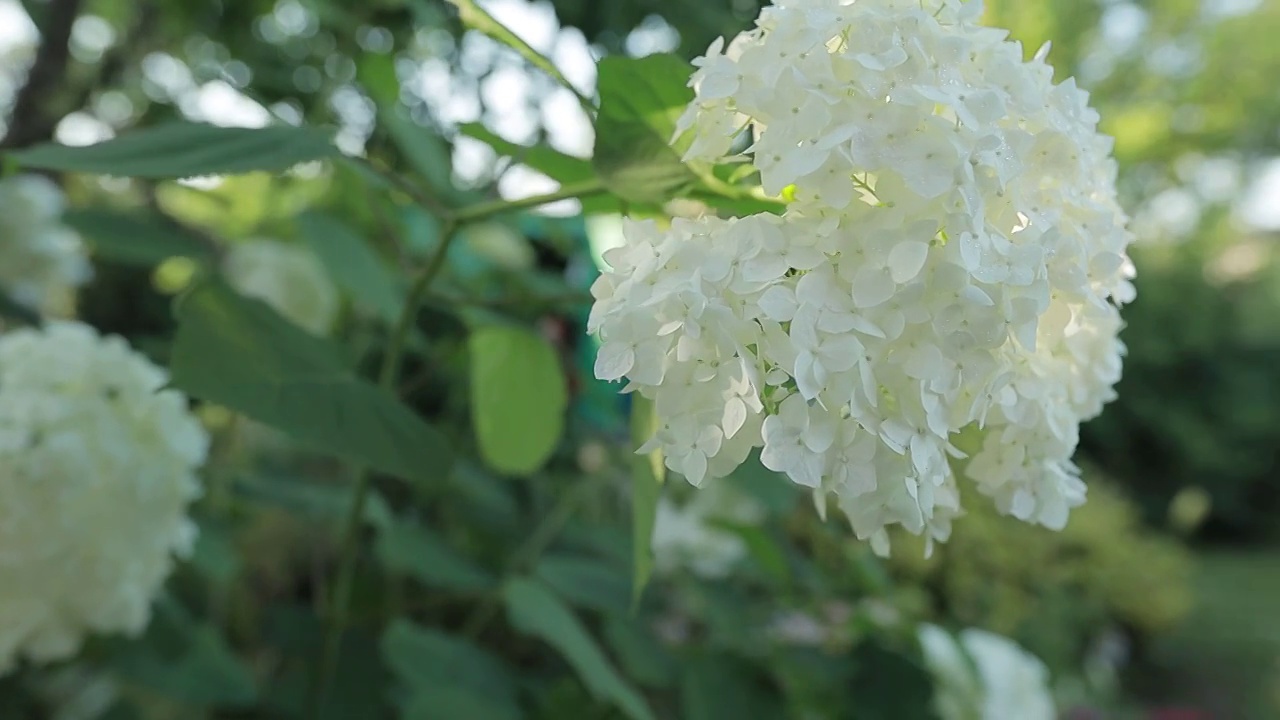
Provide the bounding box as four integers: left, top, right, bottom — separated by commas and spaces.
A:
113, 622, 257, 708
8, 122, 338, 178
169, 278, 449, 483
381, 619, 522, 720
629, 396, 664, 606
375, 517, 496, 592
64, 208, 213, 266
592, 54, 699, 203
534, 554, 631, 614
297, 210, 403, 322
503, 578, 653, 720
469, 325, 568, 476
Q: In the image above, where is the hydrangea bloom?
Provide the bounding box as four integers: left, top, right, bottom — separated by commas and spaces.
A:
0, 322, 208, 674
589, 0, 1134, 554
651, 480, 765, 578
223, 239, 339, 335
918, 624, 1056, 720
0, 175, 91, 314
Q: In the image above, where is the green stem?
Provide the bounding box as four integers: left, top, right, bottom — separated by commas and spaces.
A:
312, 219, 460, 717
312, 175, 604, 716
461, 479, 593, 639
454, 179, 606, 224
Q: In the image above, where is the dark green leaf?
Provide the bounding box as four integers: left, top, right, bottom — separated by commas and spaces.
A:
592, 54, 699, 203
602, 617, 675, 689
170, 278, 450, 483
402, 689, 522, 720
64, 208, 213, 266
848, 640, 938, 720
534, 555, 631, 614
381, 619, 522, 719
9, 122, 338, 178
469, 325, 568, 475
298, 210, 403, 322
113, 624, 257, 708
630, 396, 664, 606
681, 654, 781, 720
376, 517, 496, 592
503, 578, 654, 720
233, 474, 393, 528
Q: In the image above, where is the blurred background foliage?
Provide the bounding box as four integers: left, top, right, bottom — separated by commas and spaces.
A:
2, 0, 1280, 717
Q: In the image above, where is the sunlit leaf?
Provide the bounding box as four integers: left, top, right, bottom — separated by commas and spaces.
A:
469, 324, 568, 475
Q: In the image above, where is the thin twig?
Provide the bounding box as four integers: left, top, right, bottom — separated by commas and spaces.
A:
2, 0, 84, 149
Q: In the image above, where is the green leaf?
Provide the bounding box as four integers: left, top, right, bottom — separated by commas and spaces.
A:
469, 325, 568, 476
503, 578, 654, 720
402, 690, 522, 720
601, 617, 675, 689
680, 654, 780, 720
458, 123, 592, 184
629, 396, 664, 606
457, 123, 626, 214
534, 555, 631, 614
8, 122, 338, 178
375, 517, 496, 592
381, 619, 522, 720
847, 640, 937, 720
592, 54, 699, 203
233, 474, 393, 528
297, 210, 403, 322
64, 208, 213, 266
170, 278, 450, 483
113, 623, 257, 708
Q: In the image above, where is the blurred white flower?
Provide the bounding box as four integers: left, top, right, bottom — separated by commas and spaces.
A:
651, 479, 765, 579
223, 238, 339, 335
0, 322, 208, 674
0, 175, 91, 315
591, 0, 1134, 554
918, 624, 1056, 720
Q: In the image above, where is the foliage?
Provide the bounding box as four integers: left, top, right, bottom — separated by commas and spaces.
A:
890, 476, 1192, 672
2, 0, 1272, 716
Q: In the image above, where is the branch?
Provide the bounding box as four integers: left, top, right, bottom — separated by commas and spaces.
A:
2, 0, 84, 149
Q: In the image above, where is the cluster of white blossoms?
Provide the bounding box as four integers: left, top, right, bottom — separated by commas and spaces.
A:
589, 0, 1135, 553
0, 322, 208, 675
223, 239, 339, 336
0, 175, 91, 315
918, 624, 1056, 720
651, 479, 765, 579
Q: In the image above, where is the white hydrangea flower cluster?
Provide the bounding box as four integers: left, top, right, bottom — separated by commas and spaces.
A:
223, 239, 339, 336
918, 624, 1056, 720
652, 479, 765, 579
0, 322, 208, 675
0, 175, 91, 314
589, 0, 1134, 554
